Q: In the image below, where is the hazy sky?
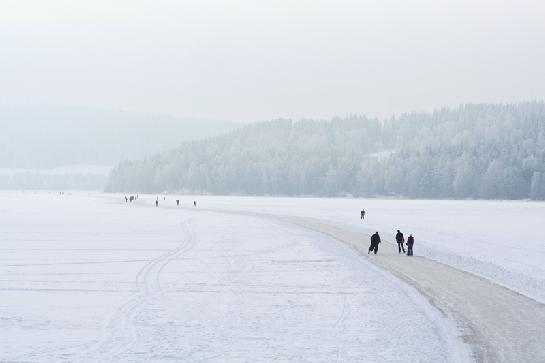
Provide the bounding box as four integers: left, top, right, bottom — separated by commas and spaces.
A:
1, 0, 544, 122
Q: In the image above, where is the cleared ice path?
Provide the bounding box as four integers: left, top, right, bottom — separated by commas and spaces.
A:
0, 193, 466, 362
202, 209, 545, 363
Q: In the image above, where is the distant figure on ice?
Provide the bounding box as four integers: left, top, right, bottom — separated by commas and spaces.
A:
368, 232, 381, 255
125, 196, 128, 203
155, 199, 159, 207
395, 230, 405, 254
130, 195, 134, 202
193, 201, 197, 207
406, 235, 414, 256
176, 199, 180, 206
360, 209, 366, 220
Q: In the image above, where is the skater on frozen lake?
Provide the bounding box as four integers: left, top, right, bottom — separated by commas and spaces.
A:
176, 199, 180, 206
406, 234, 414, 256
395, 230, 405, 254
360, 209, 365, 220
155, 199, 159, 207
194, 200, 197, 207
368, 232, 381, 255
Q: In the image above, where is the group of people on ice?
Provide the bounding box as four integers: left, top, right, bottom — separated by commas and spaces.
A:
360, 209, 414, 256
125, 195, 197, 208
124, 194, 138, 203
367, 230, 414, 256
154, 197, 197, 208
364, 209, 415, 256
395, 230, 414, 256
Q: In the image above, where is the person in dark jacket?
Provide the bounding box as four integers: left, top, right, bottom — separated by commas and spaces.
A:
155, 199, 159, 207
368, 232, 381, 254
360, 209, 366, 220
395, 230, 405, 254
176, 199, 180, 206
406, 234, 414, 256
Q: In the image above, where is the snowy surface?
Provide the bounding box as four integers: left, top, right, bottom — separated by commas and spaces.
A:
149, 195, 545, 304
0, 192, 465, 362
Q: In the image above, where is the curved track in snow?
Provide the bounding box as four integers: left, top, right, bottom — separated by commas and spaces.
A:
80, 219, 196, 361
199, 208, 545, 363
280, 216, 545, 363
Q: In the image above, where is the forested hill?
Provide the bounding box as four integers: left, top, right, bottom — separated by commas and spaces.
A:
106, 102, 545, 200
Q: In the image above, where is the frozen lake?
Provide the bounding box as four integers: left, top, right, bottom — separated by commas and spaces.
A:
174, 194, 545, 303
0, 192, 466, 362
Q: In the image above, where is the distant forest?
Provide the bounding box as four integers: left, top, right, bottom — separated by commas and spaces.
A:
106, 102, 545, 200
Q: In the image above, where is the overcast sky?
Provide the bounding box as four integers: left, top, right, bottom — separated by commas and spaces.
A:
1, 0, 544, 122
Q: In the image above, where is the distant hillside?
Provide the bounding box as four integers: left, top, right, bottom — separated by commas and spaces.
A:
0, 106, 235, 169
106, 102, 545, 200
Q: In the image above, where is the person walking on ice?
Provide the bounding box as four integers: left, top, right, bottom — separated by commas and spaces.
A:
406, 234, 414, 256
155, 199, 159, 207
360, 209, 365, 220
193, 201, 197, 207
176, 199, 180, 206
395, 230, 405, 254
368, 232, 381, 255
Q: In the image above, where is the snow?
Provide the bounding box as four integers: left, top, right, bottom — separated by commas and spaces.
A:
169, 195, 545, 304
0, 192, 467, 362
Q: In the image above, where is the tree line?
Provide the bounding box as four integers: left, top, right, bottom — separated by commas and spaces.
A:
106, 102, 545, 200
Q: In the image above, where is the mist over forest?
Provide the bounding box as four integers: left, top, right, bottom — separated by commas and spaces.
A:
0, 106, 234, 168
106, 102, 545, 200
0, 106, 234, 189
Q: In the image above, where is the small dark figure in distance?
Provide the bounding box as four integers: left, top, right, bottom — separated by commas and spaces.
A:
395, 230, 405, 254
406, 235, 414, 256
193, 201, 197, 207
368, 232, 381, 255
130, 195, 134, 202
125, 196, 128, 203
360, 209, 365, 220
176, 199, 180, 206
155, 199, 159, 207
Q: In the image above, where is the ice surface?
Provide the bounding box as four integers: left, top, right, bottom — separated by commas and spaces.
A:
168, 195, 545, 304
0, 192, 465, 362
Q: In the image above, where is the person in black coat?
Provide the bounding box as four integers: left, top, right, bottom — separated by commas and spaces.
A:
406, 234, 415, 256
368, 232, 381, 255
395, 230, 405, 254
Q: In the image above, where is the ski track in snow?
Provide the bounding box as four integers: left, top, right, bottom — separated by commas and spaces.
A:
79, 219, 196, 362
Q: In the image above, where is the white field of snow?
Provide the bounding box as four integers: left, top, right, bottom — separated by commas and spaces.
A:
165, 195, 545, 304
0, 192, 467, 362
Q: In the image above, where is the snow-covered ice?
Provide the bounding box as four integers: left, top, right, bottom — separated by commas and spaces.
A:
171, 195, 545, 304
0, 192, 466, 362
